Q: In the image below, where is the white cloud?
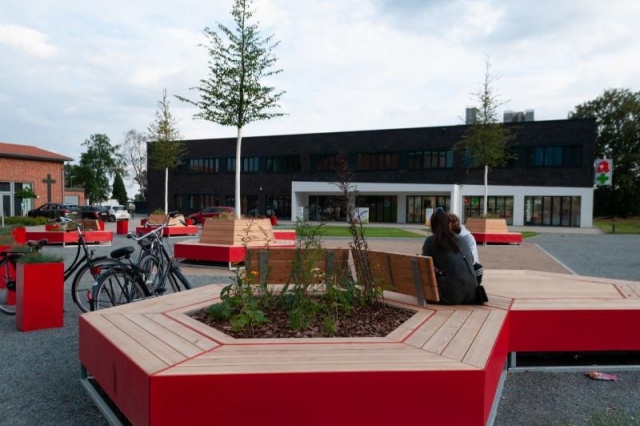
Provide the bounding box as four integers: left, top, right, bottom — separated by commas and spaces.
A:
0, 23, 57, 58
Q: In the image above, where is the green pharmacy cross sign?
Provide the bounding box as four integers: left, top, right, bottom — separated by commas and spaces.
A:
594, 159, 613, 186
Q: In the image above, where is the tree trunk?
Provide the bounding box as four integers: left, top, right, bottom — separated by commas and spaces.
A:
483, 164, 489, 216
164, 168, 169, 214
234, 127, 243, 220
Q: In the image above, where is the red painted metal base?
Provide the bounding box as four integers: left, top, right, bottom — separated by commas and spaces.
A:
174, 240, 295, 264
135, 226, 199, 237
472, 232, 523, 244
16, 262, 64, 332
25, 231, 113, 245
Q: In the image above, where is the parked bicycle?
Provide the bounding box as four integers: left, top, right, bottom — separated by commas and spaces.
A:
0, 239, 48, 315
60, 217, 163, 313
91, 212, 192, 311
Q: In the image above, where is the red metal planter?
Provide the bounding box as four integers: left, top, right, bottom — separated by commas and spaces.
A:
116, 220, 129, 235
16, 262, 64, 332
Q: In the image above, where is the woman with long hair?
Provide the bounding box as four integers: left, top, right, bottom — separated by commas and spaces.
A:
422, 208, 478, 304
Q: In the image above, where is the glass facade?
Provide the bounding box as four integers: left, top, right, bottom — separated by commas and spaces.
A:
524, 196, 581, 227
463, 196, 515, 225
406, 196, 451, 224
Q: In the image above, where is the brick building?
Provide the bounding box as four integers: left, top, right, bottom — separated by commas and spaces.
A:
146, 118, 597, 227
0, 142, 73, 216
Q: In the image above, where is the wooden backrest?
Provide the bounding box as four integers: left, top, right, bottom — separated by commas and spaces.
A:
245, 248, 351, 285
352, 250, 440, 304
200, 218, 274, 246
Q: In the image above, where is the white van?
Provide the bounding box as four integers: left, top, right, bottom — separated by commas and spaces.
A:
105, 205, 131, 222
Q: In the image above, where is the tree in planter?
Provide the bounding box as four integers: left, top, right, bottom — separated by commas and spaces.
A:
176, 0, 285, 219
455, 58, 515, 217
111, 172, 128, 206
570, 88, 640, 217
148, 89, 186, 214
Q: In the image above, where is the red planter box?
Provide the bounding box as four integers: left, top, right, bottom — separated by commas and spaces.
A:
116, 220, 129, 235
16, 262, 64, 332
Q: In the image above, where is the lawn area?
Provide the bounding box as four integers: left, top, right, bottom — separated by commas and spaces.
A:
318, 226, 425, 238
594, 217, 640, 234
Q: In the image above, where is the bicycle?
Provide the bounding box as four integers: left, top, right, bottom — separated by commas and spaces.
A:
61, 217, 162, 313
91, 212, 192, 311
0, 239, 48, 315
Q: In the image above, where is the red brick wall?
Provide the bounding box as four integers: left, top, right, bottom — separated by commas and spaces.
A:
0, 157, 66, 204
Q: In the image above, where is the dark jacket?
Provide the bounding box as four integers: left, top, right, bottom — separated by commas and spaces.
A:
421, 234, 478, 305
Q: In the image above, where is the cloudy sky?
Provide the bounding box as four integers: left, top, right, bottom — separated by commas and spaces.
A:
2, 0, 639, 186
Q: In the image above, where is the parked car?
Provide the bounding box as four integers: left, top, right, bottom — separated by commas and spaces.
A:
104, 205, 131, 222
27, 203, 81, 220
79, 205, 109, 221
188, 206, 234, 224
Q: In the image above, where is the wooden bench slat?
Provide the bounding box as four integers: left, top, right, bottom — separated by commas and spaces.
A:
421, 310, 473, 355
83, 314, 170, 373
463, 310, 508, 368
145, 313, 220, 351
104, 314, 189, 366
404, 310, 454, 348
441, 309, 490, 361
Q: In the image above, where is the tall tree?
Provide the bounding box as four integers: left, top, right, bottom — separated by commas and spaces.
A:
77, 134, 123, 204
176, 0, 285, 219
571, 88, 640, 217
121, 129, 148, 200
111, 172, 128, 206
455, 58, 514, 216
148, 88, 186, 214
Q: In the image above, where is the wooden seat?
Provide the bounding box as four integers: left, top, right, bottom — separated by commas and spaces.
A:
465, 218, 523, 245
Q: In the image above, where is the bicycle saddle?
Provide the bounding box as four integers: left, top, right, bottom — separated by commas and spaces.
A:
110, 246, 135, 260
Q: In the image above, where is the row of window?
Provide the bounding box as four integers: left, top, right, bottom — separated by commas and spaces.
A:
183, 145, 583, 175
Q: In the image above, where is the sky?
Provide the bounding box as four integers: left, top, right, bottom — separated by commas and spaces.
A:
2, 0, 640, 192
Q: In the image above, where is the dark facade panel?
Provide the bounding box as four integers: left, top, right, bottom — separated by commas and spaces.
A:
146, 119, 596, 214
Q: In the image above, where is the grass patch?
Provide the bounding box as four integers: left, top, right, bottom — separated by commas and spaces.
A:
594, 217, 640, 234
522, 231, 539, 239
317, 226, 425, 238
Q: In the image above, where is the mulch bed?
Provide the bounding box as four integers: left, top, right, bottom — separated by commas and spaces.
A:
191, 300, 415, 339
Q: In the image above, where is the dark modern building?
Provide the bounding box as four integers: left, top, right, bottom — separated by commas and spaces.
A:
146, 117, 597, 227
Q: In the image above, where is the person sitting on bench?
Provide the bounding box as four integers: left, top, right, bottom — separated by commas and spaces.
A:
421, 208, 478, 305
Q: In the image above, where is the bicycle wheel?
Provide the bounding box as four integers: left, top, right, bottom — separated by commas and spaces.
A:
164, 267, 192, 293
0, 258, 17, 315
71, 258, 121, 313
92, 269, 147, 311
138, 254, 161, 292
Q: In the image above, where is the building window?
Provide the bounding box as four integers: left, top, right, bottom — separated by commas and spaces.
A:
356, 153, 398, 170
524, 196, 581, 227
243, 157, 260, 173
408, 150, 453, 169
310, 154, 341, 172
463, 196, 515, 225
188, 158, 219, 174
406, 196, 451, 224
267, 155, 301, 172
526, 146, 582, 167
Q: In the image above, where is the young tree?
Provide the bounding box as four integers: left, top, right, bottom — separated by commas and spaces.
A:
111, 172, 128, 206
571, 88, 640, 217
121, 129, 147, 200
77, 134, 124, 204
455, 58, 514, 216
176, 0, 285, 219
148, 88, 186, 214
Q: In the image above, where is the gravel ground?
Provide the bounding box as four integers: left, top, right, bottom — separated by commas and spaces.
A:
1, 224, 639, 425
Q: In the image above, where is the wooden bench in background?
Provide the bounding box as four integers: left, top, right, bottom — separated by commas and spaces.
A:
136, 214, 198, 237
465, 218, 523, 245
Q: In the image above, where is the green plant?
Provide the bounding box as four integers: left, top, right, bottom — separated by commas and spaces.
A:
152, 208, 164, 214
16, 252, 64, 264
